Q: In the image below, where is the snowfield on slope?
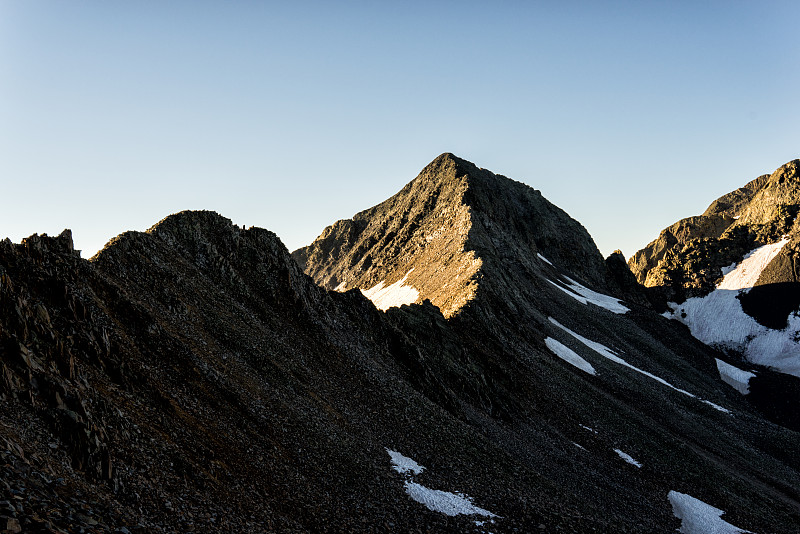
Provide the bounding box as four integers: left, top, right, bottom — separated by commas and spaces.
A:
547, 276, 629, 314
717, 238, 789, 291
715, 359, 756, 395
385, 449, 497, 519
668, 491, 753, 534
613, 449, 642, 468
544, 337, 596, 375
663, 238, 800, 378
361, 270, 420, 310
549, 318, 730, 413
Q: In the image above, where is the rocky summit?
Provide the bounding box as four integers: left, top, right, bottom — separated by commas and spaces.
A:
1, 155, 799, 533
629, 159, 800, 302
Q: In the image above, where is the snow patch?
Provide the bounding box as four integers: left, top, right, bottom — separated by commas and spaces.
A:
404, 482, 497, 518
668, 491, 753, 534
701, 400, 731, 414
715, 359, 756, 395
579, 424, 598, 434
537, 253, 553, 266
333, 281, 347, 292
717, 237, 789, 291
386, 449, 425, 475
664, 238, 800, 378
720, 262, 738, 276
544, 337, 596, 375
549, 318, 731, 413
361, 269, 420, 311
613, 448, 642, 468
385, 449, 497, 519
547, 276, 629, 314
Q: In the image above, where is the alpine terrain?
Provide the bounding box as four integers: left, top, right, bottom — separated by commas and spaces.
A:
1, 153, 798, 533
630, 159, 800, 429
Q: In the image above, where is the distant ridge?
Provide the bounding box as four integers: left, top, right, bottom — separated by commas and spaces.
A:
630, 159, 800, 299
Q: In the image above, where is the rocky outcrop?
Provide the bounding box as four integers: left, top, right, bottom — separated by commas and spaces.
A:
294, 154, 482, 318
628, 158, 800, 418
629, 159, 800, 302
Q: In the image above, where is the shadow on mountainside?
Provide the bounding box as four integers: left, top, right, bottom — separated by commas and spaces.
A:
739, 281, 800, 330
749, 371, 800, 432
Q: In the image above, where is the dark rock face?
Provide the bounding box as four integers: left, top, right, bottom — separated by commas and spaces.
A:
739, 282, 800, 330
1, 213, 486, 532
605, 250, 652, 307
2, 156, 800, 532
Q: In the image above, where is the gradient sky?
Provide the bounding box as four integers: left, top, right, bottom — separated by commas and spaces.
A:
2, 1, 799, 260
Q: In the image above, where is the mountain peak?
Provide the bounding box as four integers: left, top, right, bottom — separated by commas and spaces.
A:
294, 154, 615, 318
421, 152, 473, 175
294, 154, 479, 317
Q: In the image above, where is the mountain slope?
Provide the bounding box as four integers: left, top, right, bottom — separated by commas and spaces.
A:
3, 210, 688, 533
1, 156, 799, 532
629, 160, 800, 383
3, 213, 550, 532
296, 154, 800, 532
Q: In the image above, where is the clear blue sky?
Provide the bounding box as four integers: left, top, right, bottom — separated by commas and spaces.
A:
2, 1, 798, 259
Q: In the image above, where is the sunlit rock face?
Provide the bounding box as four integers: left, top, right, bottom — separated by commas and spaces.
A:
629, 159, 800, 304
293, 154, 478, 318
294, 153, 614, 318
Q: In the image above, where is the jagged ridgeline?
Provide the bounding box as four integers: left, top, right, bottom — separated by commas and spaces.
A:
1, 155, 799, 533
630, 160, 800, 302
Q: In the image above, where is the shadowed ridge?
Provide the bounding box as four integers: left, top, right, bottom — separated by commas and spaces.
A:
94, 209, 284, 266
91, 209, 327, 315
94, 210, 245, 259
90, 210, 242, 262
459, 160, 611, 291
